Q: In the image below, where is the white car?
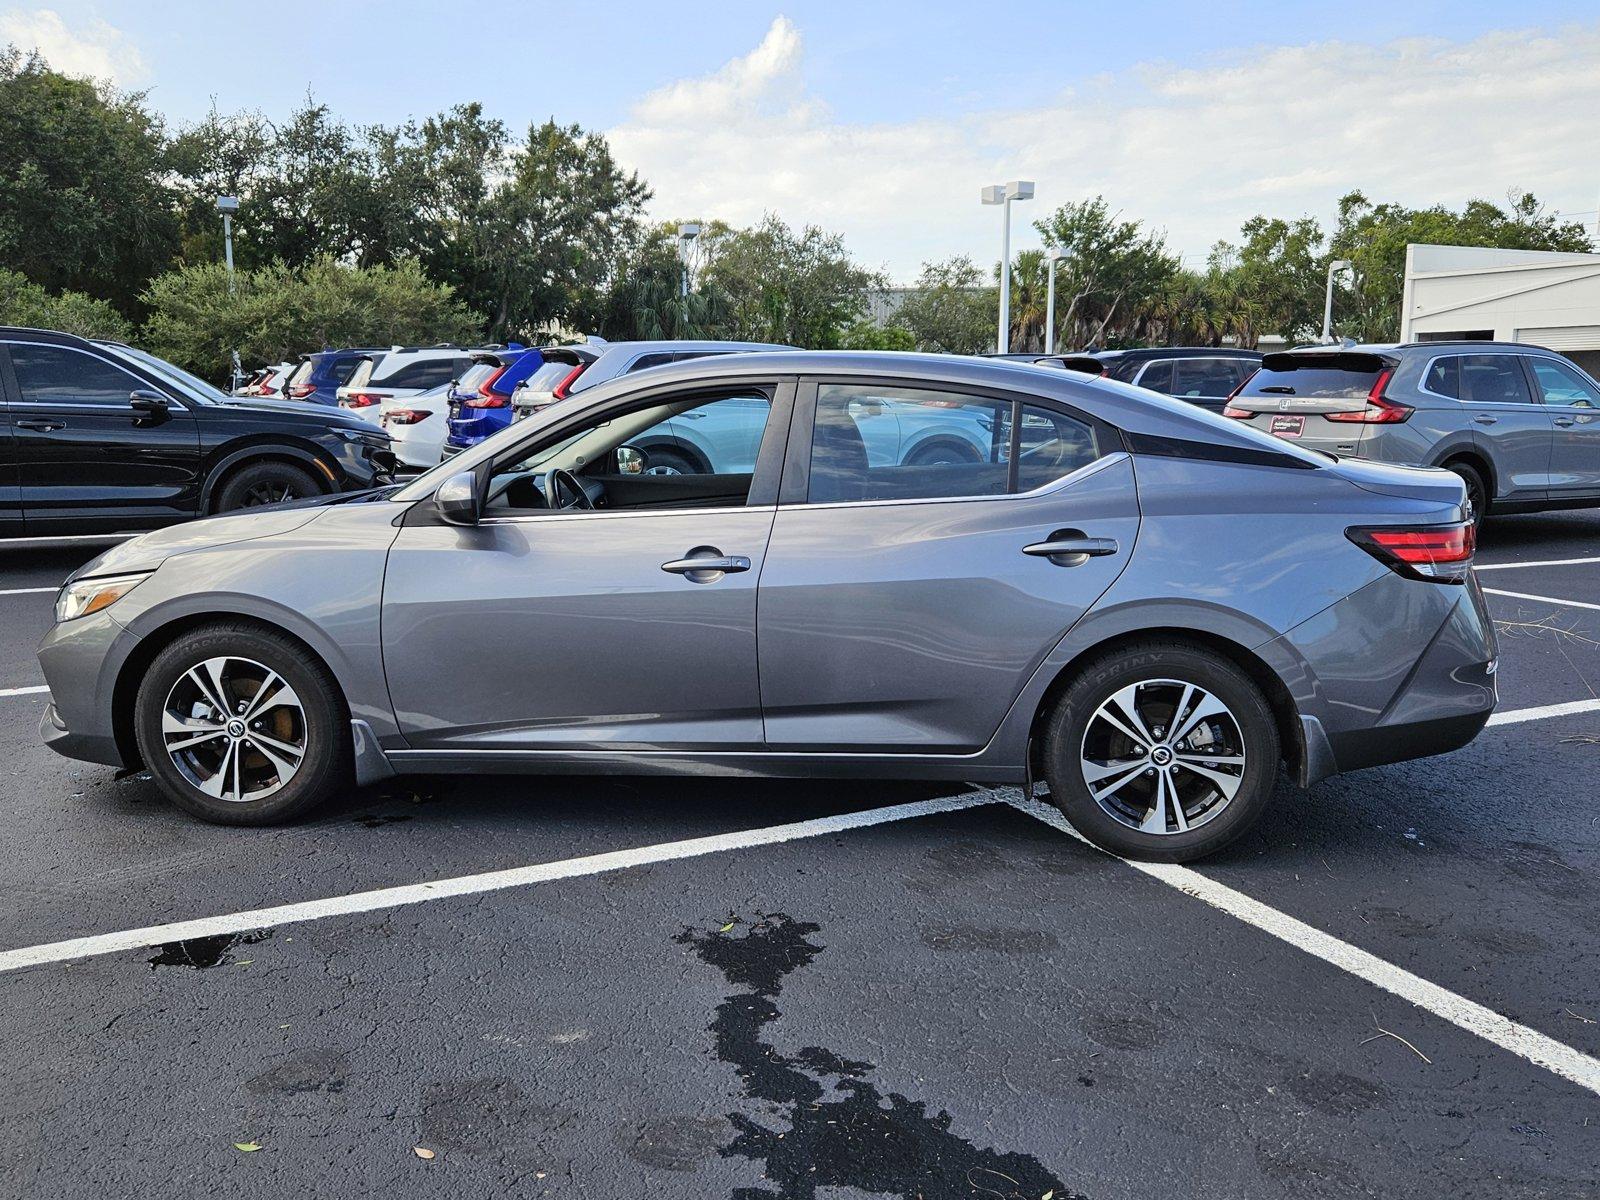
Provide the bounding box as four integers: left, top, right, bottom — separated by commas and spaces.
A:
336, 346, 479, 423
378, 382, 454, 471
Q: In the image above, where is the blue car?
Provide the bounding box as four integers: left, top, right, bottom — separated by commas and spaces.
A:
443, 345, 538, 454
284, 348, 387, 406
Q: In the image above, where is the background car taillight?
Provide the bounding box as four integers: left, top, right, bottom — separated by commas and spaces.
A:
342, 392, 389, 409
381, 409, 431, 426
551, 363, 587, 400
1220, 368, 1260, 418
1324, 369, 1412, 423
290, 383, 316, 399
463, 394, 510, 409
1347, 522, 1475, 583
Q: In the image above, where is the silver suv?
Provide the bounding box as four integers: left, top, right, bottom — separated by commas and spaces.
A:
1224, 342, 1600, 521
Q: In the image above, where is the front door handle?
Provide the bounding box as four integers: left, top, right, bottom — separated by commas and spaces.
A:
1473, 414, 1499, 426
1023, 535, 1119, 564
15, 417, 65, 432
661, 548, 751, 582
1554, 416, 1576, 427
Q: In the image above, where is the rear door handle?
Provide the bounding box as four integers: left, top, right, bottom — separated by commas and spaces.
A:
15, 417, 64, 432
1473, 414, 1498, 426
1023, 536, 1119, 563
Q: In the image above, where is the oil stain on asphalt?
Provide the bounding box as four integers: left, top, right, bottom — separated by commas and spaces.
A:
677, 913, 1079, 1199
147, 929, 273, 969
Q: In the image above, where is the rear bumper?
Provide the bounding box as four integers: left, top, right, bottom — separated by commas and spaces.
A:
1327, 708, 1492, 774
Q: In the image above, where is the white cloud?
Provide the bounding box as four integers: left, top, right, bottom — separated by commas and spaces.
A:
0, 7, 145, 85
609, 18, 1600, 282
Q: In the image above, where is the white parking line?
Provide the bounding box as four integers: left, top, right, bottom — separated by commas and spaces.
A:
1487, 698, 1600, 725
1483, 587, 1600, 612
0, 587, 57, 596
1477, 556, 1600, 571
0, 685, 48, 698
0, 792, 997, 975
1005, 795, 1600, 1098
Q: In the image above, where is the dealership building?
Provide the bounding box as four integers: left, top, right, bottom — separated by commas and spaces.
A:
1401, 242, 1600, 377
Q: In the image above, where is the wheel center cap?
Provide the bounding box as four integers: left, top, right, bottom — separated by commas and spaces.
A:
1149, 746, 1174, 767
226, 719, 246, 740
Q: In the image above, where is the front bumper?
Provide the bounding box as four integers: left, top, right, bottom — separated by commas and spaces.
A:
37, 606, 140, 770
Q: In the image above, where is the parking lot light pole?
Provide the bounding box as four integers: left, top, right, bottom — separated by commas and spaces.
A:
982, 181, 1035, 354
217, 196, 241, 391
1321, 258, 1353, 344
677, 222, 702, 334
1044, 247, 1064, 355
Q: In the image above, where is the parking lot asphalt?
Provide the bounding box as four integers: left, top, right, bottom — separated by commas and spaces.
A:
2, 516, 1599, 1199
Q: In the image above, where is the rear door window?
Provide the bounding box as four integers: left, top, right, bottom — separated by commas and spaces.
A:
1457, 355, 1534, 404
806, 384, 1099, 503
1529, 358, 1600, 409
1135, 361, 1173, 393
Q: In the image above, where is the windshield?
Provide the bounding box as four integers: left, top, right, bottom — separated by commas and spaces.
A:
102, 344, 230, 404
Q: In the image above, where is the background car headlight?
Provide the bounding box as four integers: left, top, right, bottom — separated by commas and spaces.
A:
55, 574, 149, 623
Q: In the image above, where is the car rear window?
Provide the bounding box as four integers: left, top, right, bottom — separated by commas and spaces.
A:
520, 361, 578, 393
342, 358, 375, 388
1237, 365, 1377, 400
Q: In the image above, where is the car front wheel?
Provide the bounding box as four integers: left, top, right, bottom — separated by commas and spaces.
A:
213, 461, 322, 513
1041, 641, 1280, 863
133, 623, 350, 825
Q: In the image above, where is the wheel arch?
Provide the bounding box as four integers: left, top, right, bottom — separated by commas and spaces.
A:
631, 434, 711, 474
201, 440, 337, 513
1024, 626, 1303, 786
900, 431, 984, 464
1432, 447, 1495, 505
111, 610, 351, 771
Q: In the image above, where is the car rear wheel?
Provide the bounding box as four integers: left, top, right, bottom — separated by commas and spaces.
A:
133, 623, 350, 825
903, 440, 979, 467
642, 447, 701, 476
1446, 461, 1488, 528
1040, 641, 1280, 862
213, 461, 321, 513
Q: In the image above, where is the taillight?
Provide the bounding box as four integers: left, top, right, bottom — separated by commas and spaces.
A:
463, 394, 510, 409
382, 409, 431, 426
343, 392, 390, 408
551, 363, 587, 400
1324, 369, 1412, 423
1221, 405, 1254, 419
290, 384, 315, 399
1347, 522, 1475, 583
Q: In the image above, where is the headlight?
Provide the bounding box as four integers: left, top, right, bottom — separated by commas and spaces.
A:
55, 574, 149, 623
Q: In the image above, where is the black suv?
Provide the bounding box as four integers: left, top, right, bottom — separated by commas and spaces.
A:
997, 347, 1262, 411
0, 328, 397, 538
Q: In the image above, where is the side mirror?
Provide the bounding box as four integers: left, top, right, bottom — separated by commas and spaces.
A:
130, 390, 170, 426
616, 446, 645, 475
435, 471, 482, 526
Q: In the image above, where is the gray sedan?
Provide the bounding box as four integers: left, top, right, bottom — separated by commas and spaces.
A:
38, 353, 1496, 862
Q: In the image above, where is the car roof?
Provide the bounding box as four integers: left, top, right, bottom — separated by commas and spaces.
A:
592, 340, 795, 354
0, 326, 95, 348
1093, 346, 1261, 360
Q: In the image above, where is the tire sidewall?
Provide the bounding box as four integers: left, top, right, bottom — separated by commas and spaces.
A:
1043, 643, 1280, 862
1446, 462, 1488, 527
133, 624, 348, 825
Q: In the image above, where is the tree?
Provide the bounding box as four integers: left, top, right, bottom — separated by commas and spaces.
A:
891, 256, 995, 354
0, 47, 179, 315
1209, 215, 1327, 345
1330, 191, 1594, 341
599, 222, 731, 340
839, 320, 915, 351
1005, 250, 1050, 352
1033, 197, 1179, 349
0, 268, 132, 339
702, 215, 881, 347
141, 257, 484, 381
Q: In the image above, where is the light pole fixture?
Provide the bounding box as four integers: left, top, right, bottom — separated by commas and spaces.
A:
982, 180, 1034, 354
216, 196, 241, 391
1321, 258, 1353, 344
1044, 246, 1065, 355
677, 222, 702, 301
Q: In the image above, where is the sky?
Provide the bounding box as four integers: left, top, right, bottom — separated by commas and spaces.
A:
5, 1, 1600, 282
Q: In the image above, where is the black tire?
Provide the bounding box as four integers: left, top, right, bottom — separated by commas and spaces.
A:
212, 460, 322, 513
133, 622, 350, 826
1445, 461, 1488, 528
1040, 641, 1280, 863
903, 439, 980, 467
641, 446, 702, 476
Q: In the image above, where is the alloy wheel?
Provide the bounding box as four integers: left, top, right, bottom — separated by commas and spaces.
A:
242, 482, 296, 506
160, 656, 306, 803
1079, 678, 1247, 835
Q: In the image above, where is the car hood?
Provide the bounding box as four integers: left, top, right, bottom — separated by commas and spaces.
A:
69, 507, 330, 581
216, 396, 373, 428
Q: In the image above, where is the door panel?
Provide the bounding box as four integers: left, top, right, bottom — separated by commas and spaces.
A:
758, 455, 1139, 751
1454, 353, 1550, 500
1527, 356, 1600, 495
2, 343, 201, 531
0, 371, 21, 537
382, 508, 777, 749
